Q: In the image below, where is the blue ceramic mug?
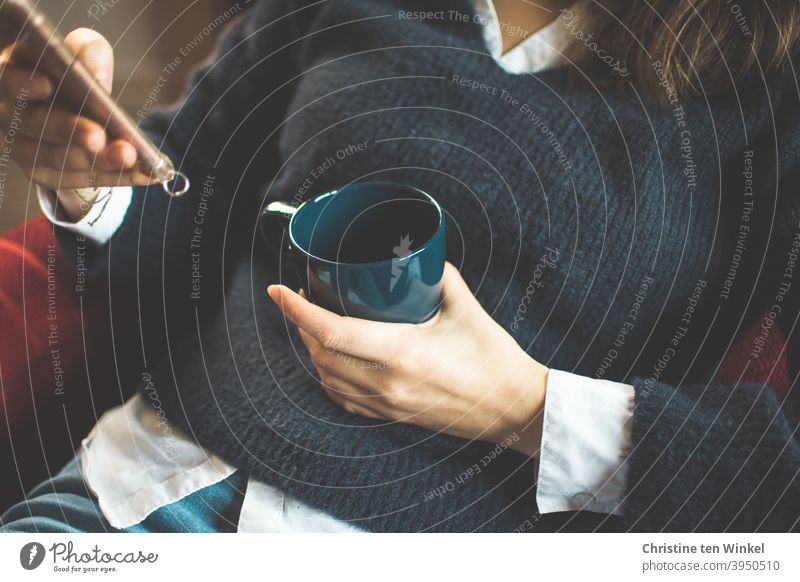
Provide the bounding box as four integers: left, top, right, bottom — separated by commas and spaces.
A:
260, 181, 446, 323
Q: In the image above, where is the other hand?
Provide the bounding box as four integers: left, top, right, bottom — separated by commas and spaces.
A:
0, 28, 153, 216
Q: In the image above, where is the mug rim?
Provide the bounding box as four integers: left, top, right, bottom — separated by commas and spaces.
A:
287, 181, 444, 267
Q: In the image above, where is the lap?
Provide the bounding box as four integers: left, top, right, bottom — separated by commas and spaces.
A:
0, 455, 248, 533
0, 456, 111, 533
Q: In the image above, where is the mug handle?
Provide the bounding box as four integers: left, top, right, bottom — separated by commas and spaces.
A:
259, 200, 297, 252
259, 201, 305, 288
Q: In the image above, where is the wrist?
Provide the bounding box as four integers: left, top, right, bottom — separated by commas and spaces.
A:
57, 187, 103, 221
508, 357, 549, 458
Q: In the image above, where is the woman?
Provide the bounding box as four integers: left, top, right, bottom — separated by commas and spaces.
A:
1, 0, 799, 532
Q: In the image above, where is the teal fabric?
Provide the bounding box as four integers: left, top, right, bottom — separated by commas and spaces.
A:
0, 456, 248, 533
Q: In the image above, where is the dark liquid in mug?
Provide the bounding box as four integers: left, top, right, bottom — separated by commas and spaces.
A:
304, 197, 440, 264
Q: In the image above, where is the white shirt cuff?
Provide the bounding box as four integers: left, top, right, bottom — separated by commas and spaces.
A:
536, 369, 634, 515
37, 185, 133, 246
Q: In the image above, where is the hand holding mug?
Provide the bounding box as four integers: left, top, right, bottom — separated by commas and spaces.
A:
268, 262, 549, 457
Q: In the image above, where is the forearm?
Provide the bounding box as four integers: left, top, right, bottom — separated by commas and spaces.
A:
57, 187, 99, 221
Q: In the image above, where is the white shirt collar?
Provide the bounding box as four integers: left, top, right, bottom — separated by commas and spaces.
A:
473, 0, 586, 74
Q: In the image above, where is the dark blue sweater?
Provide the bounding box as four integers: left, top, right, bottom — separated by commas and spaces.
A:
57, 0, 800, 531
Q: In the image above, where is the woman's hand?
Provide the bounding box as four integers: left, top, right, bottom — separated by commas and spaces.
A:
268, 263, 549, 457
0, 28, 154, 219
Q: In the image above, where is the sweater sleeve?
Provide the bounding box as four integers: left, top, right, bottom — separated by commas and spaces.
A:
623, 377, 800, 531
52, 1, 321, 380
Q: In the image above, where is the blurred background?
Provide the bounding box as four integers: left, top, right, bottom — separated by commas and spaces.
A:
0, 0, 223, 232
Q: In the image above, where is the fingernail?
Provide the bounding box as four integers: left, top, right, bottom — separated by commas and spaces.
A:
110, 145, 136, 167
267, 285, 281, 304
30, 78, 53, 100
94, 71, 111, 92
84, 130, 105, 152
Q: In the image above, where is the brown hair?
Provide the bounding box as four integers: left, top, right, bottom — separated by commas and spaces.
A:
571, 0, 800, 103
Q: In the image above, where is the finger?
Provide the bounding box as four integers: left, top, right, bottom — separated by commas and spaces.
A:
12, 137, 137, 173
0, 102, 107, 151
267, 284, 402, 362
318, 376, 383, 420
318, 370, 371, 401
64, 28, 114, 93
298, 327, 395, 389
28, 167, 157, 191
0, 66, 53, 101
103, 139, 139, 167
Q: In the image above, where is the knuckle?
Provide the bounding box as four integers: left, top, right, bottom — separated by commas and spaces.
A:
341, 400, 359, 415
303, 337, 318, 358
310, 353, 329, 372
43, 146, 65, 169
323, 388, 347, 410
316, 370, 331, 387
66, 147, 89, 170
319, 326, 342, 353
380, 380, 406, 408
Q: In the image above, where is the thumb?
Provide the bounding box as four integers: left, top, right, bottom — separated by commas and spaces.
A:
64, 28, 114, 93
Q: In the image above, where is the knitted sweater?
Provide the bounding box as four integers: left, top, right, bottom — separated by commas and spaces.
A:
56, 0, 800, 531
